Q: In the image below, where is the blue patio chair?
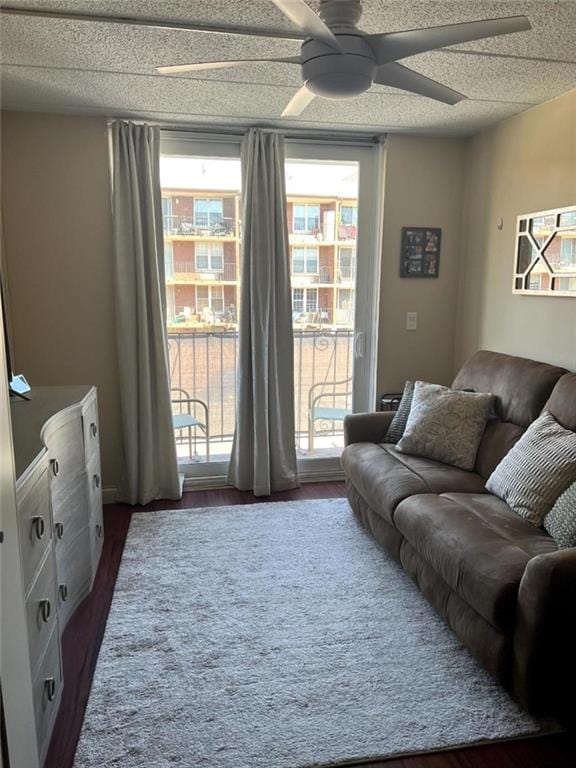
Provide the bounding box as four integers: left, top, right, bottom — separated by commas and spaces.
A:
171, 388, 210, 461
307, 377, 352, 453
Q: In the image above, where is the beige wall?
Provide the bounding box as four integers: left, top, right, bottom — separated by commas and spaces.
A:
377, 134, 465, 393
455, 90, 576, 372
0, 112, 123, 488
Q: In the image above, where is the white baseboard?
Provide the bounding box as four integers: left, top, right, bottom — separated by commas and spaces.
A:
103, 470, 344, 505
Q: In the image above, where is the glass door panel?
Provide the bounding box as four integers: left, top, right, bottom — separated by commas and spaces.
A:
286, 158, 357, 459
285, 143, 382, 476
160, 149, 241, 475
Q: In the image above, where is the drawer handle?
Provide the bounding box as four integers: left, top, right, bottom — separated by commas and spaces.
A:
50, 458, 60, 478
39, 598, 52, 623
44, 677, 56, 702
90, 422, 98, 438
96, 523, 103, 539
32, 516, 45, 540
55, 521, 64, 540
93, 474, 101, 489
59, 583, 68, 602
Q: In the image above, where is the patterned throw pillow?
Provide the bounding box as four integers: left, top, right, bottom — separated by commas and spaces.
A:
395, 381, 493, 471
486, 411, 576, 527
544, 482, 576, 548
382, 380, 415, 444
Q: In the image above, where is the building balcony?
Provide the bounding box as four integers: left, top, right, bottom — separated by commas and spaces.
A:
167, 262, 237, 283
164, 214, 237, 239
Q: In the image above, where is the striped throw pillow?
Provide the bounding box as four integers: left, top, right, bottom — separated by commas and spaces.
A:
544, 482, 576, 548
486, 410, 576, 526
382, 381, 414, 444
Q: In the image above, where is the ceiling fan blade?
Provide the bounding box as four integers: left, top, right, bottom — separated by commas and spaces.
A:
157, 56, 301, 74
271, 0, 342, 51
281, 85, 316, 117
374, 62, 466, 105
369, 15, 531, 64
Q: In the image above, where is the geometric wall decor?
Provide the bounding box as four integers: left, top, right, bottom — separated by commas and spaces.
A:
513, 205, 576, 297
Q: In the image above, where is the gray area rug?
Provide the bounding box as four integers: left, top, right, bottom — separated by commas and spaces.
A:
74, 499, 555, 768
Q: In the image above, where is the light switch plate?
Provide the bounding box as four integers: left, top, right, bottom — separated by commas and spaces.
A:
406, 311, 418, 331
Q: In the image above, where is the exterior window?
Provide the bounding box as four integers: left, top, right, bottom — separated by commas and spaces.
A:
337, 288, 353, 309
292, 288, 318, 314
195, 242, 224, 272
196, 285, 224, 313
340, 205, 357, 226
293, 203, 320, 233
338, 247, 355, 281
292, 246, 319, 274
306, 288, 318, 312
194, 198, 224, 228
561, 237, 576, 267
292, 288, 304, 314
164, 241, 174, 278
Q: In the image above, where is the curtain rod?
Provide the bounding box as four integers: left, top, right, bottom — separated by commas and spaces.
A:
107, 118, 386, 146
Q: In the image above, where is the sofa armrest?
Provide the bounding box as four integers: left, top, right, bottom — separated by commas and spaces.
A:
344, 411, 394, 446
513, 548, 576, 724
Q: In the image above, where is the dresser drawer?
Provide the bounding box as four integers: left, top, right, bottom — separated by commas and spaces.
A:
33, 628, 62, 761
26, 550, 59, 677
57, 527, 92, 633
53, 470, 89, 547
44, 415, 85, 494
82, 395, 100, 465
18, 467, 52, 592
87, 454, 103, 518
90, 511, 104, 581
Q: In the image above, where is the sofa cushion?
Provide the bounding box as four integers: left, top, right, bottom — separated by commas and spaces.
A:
340, 443, 486, 526
452, 350, 566, 427
396, 381, 493, 471
486, 410, 576, 526
544, 372, 576, 431
543, 482, 576, 549
474, 420, 526, 479
382, 380, 414, 444
394, 492, 557, 632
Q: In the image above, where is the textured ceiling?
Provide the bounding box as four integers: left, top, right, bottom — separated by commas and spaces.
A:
1, 0, 575, 135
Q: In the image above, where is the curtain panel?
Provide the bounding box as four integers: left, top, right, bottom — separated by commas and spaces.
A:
228, 129, 299, 496
110, 121, 181, 505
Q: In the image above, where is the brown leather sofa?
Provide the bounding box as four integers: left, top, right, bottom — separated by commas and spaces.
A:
342, 350, 576, 724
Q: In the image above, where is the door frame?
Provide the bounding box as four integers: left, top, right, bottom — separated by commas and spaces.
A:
284, 139, 384, 481
160, 132, 384, 487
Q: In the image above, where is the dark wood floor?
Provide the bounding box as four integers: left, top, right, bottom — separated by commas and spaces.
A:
45, 482, 575, 768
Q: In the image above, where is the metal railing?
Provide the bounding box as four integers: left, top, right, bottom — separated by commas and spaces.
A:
168, 262, 237, 281
163, 214, 236, 238
167, 328, 353, 456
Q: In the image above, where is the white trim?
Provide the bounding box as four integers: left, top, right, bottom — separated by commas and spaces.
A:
103, 465, 345, 501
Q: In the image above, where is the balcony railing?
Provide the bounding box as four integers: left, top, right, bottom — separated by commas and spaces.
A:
164, 214, 236, 238
168, 262, 237, 281
167, 328, 353, 460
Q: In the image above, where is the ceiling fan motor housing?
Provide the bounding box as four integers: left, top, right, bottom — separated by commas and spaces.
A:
301, 35, 376, 99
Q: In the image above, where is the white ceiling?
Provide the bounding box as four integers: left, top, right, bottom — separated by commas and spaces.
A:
1, 0, 575, 136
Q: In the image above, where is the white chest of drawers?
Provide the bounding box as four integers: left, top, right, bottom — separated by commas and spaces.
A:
9, 385, 104, 765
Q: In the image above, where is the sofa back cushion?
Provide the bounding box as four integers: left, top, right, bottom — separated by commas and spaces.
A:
474, 421, 526, 480
452, 350, 566, 427
453, 350, 567, 480
544, 373, 576, 431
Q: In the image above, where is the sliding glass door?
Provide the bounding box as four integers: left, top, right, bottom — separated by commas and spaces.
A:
285, 141, 383, 480
160, 133, 383, 485
160, 135, 242, 483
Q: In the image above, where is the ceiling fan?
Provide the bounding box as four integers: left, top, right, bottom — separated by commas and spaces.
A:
157, 0, 531, 117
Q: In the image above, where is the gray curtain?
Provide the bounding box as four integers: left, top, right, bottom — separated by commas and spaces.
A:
228, 129, 299, 496
110, 121, 181, 505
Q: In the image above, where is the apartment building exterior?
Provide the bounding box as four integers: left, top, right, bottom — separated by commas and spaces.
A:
161, 189, 357, 331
